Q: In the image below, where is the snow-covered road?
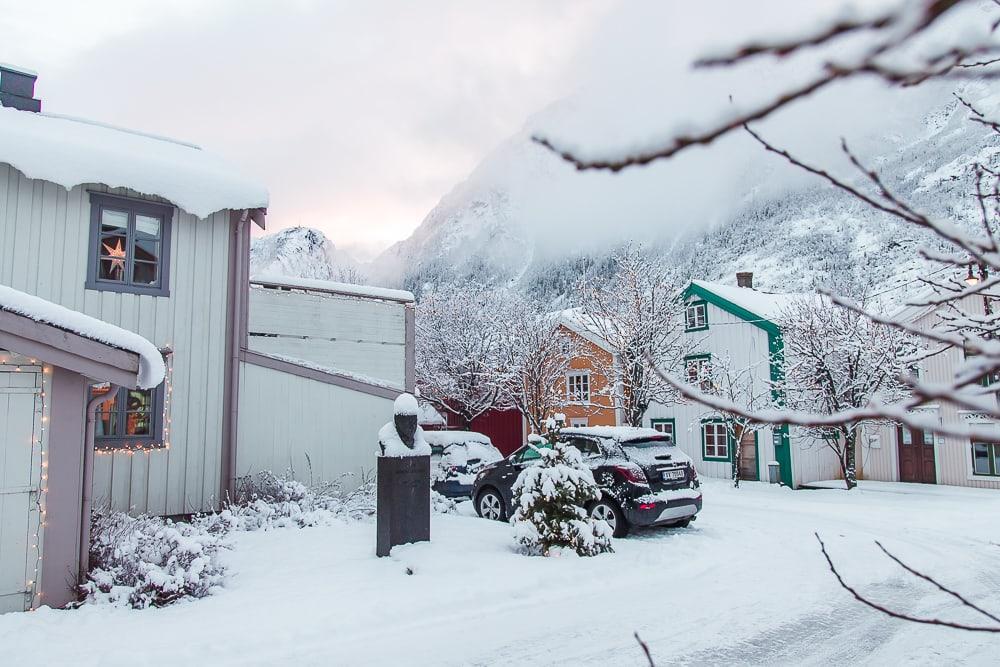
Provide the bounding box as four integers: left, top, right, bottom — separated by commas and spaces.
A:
2, 480, 998, 665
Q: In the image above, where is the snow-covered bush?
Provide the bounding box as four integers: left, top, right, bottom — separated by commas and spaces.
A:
431, 490, 458, 514
82, 469, 375, 609
208, 469, 376, 531
82, 509, 228, 609
511, 423, 613, 557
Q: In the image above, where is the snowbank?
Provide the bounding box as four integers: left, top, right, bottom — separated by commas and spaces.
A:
560, 426, 666, 441
252, 274, 414, 303
0, 283, 165, 388
0, 107, 268, 220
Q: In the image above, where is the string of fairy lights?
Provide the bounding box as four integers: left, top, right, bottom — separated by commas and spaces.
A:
94, 349, 172, 455
0, 353, 51, 611
0, 347, 171, 611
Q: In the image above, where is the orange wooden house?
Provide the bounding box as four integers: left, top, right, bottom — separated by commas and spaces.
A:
554, 315, 619, 428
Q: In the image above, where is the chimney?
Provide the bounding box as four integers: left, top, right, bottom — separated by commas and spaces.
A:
736, 271, 753, 288
0, 64, 41, 113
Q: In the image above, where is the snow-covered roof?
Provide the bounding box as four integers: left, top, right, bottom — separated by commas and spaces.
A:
688, 280, 814, 321
251, 274, 414, 303
0, 106, 269, 220
554, 308, 612, 351
0, 284, 165, 388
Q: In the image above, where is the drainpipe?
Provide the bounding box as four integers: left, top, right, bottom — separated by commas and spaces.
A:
80, 385, 116, 582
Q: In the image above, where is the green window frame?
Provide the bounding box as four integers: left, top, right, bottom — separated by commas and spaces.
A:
650, 418, 676, 441
701, 419, 732, 462
971, 441, 1000, 477
685, 353, 713, 391
685, 300, 709, 332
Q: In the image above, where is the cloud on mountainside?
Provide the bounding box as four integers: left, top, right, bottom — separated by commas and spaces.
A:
465, 0, 960, 257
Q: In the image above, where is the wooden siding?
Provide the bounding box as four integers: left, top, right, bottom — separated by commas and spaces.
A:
0, 363, 43, 613
645, 296, 842, 486
236, 361, 391, 490
0, 164, 232, 514
248, 286, 407, 388
556, 326, 617, 427
864, 295, 1000, 489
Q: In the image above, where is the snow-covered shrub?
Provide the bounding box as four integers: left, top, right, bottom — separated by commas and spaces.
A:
510, 425, 613, 557
207, 469, 376, 532
82, 508, 229, 609
431, 490, 458, 514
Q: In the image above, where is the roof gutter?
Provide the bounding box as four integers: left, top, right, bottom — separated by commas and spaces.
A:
221, 209, 253, 503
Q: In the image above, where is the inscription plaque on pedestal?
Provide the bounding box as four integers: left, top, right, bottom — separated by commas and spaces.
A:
376, 455, 431, 557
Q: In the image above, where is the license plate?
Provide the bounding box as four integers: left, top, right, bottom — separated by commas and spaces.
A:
662, 469, 685, 481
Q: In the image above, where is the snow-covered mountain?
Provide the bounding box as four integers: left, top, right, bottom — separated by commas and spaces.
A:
250, 226, 366, 284
365, 80, 998, 304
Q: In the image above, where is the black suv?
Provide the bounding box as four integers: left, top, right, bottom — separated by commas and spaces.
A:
471, 427, 702, 537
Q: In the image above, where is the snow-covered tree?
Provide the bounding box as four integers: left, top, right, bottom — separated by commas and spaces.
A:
777, 298, 916, 489
537, 0, 1000, 445
510, 417, 613, 557
577, 246, 693, 426
497, 295, 585, 435
414, 283, 514, 427
700, 354, 775, 488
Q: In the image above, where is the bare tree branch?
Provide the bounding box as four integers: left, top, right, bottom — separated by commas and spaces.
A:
816, 533, 1000, 633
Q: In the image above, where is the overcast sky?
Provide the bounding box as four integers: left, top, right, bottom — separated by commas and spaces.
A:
1, 0, 617, 258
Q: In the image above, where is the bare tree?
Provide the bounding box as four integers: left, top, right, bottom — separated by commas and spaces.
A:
778, 298, 917, 489
414, 283, 513, 428
498, 295, 586, 434
536, 0, 1000, 626
701, 354, 775, 487
576, 246, 694, 426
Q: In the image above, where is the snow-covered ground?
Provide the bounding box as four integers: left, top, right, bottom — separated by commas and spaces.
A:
2, 479, 998, 665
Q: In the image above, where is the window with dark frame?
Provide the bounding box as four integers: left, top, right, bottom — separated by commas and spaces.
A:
86, 193, 173, 296
91, 384, 164, 451
567, 372, 591, 403
685, 301, 708, 331
972, 441, 1000, 476
651, 418, 675, 440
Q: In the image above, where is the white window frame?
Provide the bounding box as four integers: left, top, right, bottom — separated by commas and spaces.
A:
567, 372, 591, 404
685, 302, 707, 331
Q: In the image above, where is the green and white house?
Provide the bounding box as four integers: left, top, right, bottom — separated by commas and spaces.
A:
645, 275, 842, 488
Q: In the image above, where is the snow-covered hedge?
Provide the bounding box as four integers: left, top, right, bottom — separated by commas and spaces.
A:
82, 470, 376, 609
207, 470, 376, 532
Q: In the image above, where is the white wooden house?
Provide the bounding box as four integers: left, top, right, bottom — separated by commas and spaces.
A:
0, 65, 411, 611
644, 275, 842, 488
863, 294, 1000, 489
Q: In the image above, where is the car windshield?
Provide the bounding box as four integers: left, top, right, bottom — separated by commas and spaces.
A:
514, 442, 550, 462
620, 437, 673, 449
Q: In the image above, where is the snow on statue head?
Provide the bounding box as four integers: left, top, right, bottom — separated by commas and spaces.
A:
393, 393, 419, 448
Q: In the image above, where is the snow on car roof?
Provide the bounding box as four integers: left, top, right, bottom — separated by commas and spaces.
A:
0, 283, 165, 388
560, 426, 670, 442
423, 430, 493, 446
0, 106, 269, 220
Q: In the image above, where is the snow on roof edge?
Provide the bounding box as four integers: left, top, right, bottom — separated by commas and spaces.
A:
0, 106, 269, 219
252, 273, 415, 303
0, 284, 165, 388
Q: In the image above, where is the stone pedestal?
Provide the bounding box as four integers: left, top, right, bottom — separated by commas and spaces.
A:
376, 455, 430, 557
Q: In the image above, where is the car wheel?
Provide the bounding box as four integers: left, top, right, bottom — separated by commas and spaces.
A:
476, 488, 507, 522
589, 499, 629, 538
